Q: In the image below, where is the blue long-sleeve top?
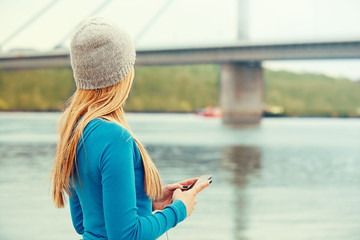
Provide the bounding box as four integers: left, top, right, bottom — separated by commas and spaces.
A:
69, 118, 187, 240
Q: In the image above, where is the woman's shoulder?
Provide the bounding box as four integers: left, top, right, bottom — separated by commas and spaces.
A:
86, 117, 133, 142
83, 118, 142, 169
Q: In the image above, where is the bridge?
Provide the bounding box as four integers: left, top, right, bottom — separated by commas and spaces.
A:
1, 40, 360, 124
1, 0, 360, 124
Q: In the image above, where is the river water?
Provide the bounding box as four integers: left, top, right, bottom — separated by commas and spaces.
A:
0, 112, 359, 240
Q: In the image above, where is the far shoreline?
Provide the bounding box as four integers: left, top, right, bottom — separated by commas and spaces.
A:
0, 110, 359, 119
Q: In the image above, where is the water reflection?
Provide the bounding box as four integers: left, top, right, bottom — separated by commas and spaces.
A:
222, 146, 262, 240
222, 145, 261, 186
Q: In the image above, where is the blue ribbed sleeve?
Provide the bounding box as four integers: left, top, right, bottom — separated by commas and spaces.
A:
69, 184, 84, 235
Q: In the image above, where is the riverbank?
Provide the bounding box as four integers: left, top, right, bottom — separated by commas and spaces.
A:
2, 109, 360, 119
0, 65, 359, 116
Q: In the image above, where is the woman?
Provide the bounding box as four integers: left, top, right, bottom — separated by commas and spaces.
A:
50, 17, 210, 240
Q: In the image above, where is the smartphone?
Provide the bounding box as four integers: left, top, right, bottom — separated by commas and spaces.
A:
186, 175, 212, 191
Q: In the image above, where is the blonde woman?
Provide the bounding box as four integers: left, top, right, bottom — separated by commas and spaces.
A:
50, 17, 210, 240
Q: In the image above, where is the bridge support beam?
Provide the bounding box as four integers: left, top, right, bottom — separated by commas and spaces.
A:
220, 62, 264, 125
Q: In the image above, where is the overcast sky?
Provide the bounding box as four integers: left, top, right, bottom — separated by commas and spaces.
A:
1, 0, 360, 80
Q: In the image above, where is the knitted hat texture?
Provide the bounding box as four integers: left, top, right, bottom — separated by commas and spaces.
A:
70, 17, 136, 89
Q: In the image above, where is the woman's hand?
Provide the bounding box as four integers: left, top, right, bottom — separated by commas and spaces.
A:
152, 177, 198, 211
172, 179, 210, 217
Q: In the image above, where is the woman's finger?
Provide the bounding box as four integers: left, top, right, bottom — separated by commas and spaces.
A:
178, 177, 199, 186
164, 183, 182, 191
172, 189, 182, 200
191, 180, 211, 194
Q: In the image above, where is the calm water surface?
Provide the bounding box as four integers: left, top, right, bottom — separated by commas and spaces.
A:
0, 112, 359, 240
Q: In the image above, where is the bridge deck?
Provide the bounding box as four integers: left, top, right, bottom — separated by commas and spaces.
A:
1, 40, 360, 69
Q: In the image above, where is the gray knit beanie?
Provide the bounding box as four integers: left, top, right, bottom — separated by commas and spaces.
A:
70, 17, 136, 89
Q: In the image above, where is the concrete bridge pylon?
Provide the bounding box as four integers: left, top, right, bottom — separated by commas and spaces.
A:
220, 62, 264, 125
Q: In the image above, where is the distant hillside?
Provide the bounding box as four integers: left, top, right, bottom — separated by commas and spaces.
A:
0, 65, 359, 117
0, 68, 75, 111
265, 69, 360, 116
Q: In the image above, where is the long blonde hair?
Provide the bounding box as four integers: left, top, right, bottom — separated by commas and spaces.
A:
51, 66, 163, 208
